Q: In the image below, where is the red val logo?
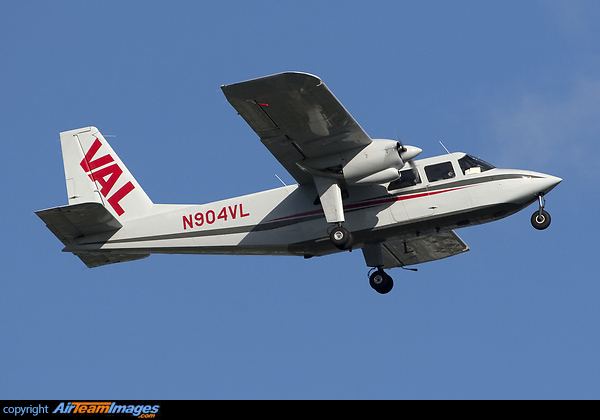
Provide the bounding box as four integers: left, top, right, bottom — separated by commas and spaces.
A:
80, 138, 135, 216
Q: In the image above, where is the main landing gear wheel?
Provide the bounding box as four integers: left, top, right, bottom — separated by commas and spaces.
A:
531, 194, 551, 230
329, 226, 354, 250
369, 269, 394, 294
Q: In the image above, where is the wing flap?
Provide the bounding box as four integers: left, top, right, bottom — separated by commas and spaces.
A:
363, 230, 470, 269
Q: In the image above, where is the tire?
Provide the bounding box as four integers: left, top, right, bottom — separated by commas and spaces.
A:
330, 226, 353, 250
369, 270, 394, 294
531, 210, 551, 230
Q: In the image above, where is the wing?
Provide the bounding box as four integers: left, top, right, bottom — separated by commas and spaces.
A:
362, 230, 470, 269
221, 72, 372, 185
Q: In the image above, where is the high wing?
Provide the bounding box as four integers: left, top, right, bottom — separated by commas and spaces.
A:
221, 72, 372, 185
362, 230, 470, 269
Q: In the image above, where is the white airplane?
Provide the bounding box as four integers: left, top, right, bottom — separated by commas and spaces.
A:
37, 72, 561, 294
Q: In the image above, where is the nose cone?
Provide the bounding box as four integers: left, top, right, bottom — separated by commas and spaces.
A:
534, 174, 562, 195
400, 145, 422, 162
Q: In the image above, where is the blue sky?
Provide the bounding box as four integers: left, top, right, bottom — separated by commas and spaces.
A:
1, 1, 599, 399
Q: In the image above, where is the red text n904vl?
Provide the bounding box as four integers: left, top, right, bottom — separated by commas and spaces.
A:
183, 204, 250, 230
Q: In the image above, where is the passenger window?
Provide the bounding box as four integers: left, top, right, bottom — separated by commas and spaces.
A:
388, 168, 421, 191
425, 162, 455, 182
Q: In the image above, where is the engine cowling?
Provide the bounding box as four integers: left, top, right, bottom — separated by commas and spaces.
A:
342, 139, 406, 184
297, 139, 422, 185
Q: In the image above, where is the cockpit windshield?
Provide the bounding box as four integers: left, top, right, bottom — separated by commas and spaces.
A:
458, 155, 495, 175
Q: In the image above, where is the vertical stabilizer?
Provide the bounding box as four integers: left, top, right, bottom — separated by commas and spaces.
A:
60, 126, 153, 222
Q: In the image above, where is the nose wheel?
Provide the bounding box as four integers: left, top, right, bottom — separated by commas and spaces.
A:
531, 194, 552, 230
369, 268, 394, 294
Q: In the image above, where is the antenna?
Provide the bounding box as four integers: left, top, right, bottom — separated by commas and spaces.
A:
439, 141, 451, 154
275, 174, 287, 187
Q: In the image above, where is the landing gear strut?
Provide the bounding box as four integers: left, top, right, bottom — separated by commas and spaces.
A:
531, 194, 551, 230
369, 268, 394, 294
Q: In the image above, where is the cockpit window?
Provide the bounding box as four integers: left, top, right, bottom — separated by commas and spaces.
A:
388, 168, 421, 191
458, 155, 495, 175
425, 162, 455, 182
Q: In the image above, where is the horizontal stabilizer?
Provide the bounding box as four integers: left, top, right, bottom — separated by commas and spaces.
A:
74, 252, 149, 268
35, 202, 122, 245
35, 202, 149, 268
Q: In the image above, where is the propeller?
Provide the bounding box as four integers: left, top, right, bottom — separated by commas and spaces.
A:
395, 134, 422, 178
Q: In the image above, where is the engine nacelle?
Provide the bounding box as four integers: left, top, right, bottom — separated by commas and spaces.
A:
350, 167, 402, 184
342, 139, 404, 184
297, 139, 422, 186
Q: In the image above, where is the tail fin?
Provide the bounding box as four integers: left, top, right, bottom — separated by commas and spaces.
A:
36, 126, 153, 268
60, 126, 153, 222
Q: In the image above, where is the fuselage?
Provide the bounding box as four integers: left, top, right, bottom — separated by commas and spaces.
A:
66, 152, 561, 259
